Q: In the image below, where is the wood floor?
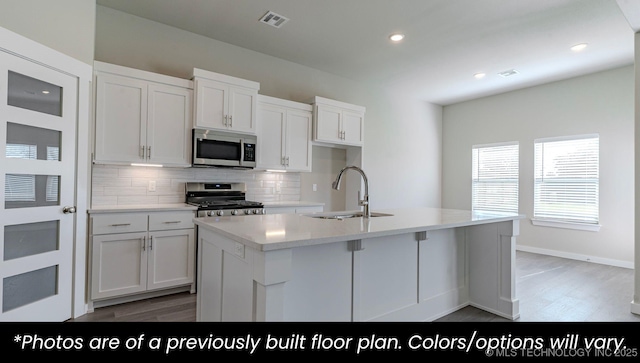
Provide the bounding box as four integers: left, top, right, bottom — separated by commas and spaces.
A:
69, 251, 640, 322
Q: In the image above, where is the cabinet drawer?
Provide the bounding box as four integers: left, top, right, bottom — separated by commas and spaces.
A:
149, 211, 195, 231
91, 214, 148, 235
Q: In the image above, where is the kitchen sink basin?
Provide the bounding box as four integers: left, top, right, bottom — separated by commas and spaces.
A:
305, 211, 394, 220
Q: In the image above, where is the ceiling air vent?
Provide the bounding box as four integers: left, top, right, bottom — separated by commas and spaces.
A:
259, 11, 290, 28
498, 69, 519, 78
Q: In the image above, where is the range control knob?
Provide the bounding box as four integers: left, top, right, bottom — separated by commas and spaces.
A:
216, 210, 224, 216
231, 210, 238, 215
244, 209, 251, 215
206, 211, 213, 217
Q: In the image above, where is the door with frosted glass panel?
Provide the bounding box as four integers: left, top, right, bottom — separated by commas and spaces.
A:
0, 51, 77, 321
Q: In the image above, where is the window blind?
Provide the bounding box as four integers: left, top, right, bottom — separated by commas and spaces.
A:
534, 135, 599, 224
472, 143, 519, 213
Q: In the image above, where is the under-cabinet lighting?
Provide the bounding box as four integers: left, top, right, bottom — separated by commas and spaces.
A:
131, 163, 163, 167
41, 90, 50, 94
266, 169, 287, 173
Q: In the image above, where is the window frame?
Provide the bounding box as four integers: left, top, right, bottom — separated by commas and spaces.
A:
531, 134, 600, 232
471, 141, 520, 215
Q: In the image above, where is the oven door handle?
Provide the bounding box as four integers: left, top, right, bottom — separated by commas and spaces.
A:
240, 138, 245, 166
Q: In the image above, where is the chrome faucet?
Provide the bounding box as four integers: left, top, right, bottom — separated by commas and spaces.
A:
332, 165, 370, 218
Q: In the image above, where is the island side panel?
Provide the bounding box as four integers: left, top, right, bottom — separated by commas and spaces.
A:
351, 233, 419, 321
417, 228, 468, 320
196, 228, 254, 321
352, 229, 467, 322
466, 220, 519, 320
282, 241, 352, 321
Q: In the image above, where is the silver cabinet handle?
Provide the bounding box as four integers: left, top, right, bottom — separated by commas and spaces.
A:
224, 114, 228, 126
229, 115, 233, 127
110, 223, 131, 227
141, 145, 145, 159
162, 221, 181, 224
286, 156, 290, 166
149, 236, 153, 250
142, 236, 146, 251
62, 206, 76, 214
147, 146, 151, 159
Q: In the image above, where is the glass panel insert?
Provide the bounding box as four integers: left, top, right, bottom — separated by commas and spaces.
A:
5, 174, 60, 209
7, 71, 62, 116
2, 265, 58, 312
4, 221, 59, 261
6, 122, 61, 161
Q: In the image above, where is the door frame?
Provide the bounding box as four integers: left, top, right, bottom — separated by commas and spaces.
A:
0, 26, 92, 319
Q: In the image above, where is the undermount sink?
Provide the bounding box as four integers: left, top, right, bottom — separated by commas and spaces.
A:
305, 211, 394, 220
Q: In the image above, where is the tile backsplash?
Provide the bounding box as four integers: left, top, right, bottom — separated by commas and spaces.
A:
90, 165, 301, 207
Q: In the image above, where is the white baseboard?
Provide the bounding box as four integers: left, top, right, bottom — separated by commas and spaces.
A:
516, 244, 633, 269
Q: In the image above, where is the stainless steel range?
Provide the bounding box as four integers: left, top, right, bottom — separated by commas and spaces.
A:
185, 182, 264, 217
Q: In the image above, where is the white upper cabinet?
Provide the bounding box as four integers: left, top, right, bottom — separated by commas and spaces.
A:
192, 68, 260, 135
312, 96, 365, 147
93, 62, 193, 167
256, 95, 312, 172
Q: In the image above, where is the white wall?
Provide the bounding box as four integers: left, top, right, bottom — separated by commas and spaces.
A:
94, 5, 442, 210
442, 66, 634, 267
0, 0, 95, 65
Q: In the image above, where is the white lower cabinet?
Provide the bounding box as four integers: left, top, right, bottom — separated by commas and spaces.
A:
90, 211, 195, 303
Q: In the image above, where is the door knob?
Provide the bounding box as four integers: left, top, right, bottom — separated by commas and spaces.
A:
62, 206, 76, 214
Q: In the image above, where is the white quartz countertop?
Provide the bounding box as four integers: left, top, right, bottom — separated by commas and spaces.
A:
88, 203, 198, 214
262, 201, 325, 208
194, 207, 525, 251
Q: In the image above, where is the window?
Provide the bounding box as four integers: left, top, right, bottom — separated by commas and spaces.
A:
472, 142, 519, 214
533, 134, 599, 231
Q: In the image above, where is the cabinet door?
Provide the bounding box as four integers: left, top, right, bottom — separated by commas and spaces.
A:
147, 229, 195, 290
147, 83, 192, 166
286, 109, 312, 172
228, 86, 257, 134
194, 78, 228, 130
341, 110, 364, 146
314, 104, 342, 143
94, 74, 147, 163
91, 232, 148, 300
256, 103, 286, 170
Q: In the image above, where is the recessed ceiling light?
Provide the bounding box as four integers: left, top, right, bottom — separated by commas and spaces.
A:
42, 90, 50, 94
571, 43, 588, 52
474, 73, 486, 79
389, 33, 405, 42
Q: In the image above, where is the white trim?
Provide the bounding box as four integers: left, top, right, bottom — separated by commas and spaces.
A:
530, 218, 601, 232
312, 96, 366, 113
191, 67, 259, 90
472, 140, 519, 149
0, 26, 91, 80
533, 133, 599, 144
517, 244, 632, 269
0, 25, 92, 320
94, 61, 193, 89
258, 94, 313, 111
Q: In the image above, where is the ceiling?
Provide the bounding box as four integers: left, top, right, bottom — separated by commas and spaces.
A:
96, 0, 636, 106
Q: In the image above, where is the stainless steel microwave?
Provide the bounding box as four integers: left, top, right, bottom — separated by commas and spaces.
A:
192, 129, 257, 168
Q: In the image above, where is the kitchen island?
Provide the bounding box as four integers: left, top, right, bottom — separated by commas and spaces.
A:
194, 207, 524, 322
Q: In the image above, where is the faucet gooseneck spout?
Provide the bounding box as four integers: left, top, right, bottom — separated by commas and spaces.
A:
332, 165, 370, 218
